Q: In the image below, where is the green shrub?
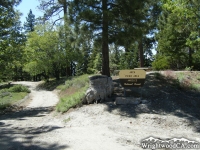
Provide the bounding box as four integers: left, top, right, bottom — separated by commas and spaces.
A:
9, 85, 31, 93
185, 66, 193, 71
0, 103, 11, 110
0, 89, 11, 98
152, 56, 170, 70
190, 84, 200, 91
177, 72, 185, 82
56, 74, 90, 113
56, 90, 85, 113
58, 74, 89, 91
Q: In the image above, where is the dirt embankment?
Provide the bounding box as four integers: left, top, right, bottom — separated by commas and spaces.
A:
0, 73, 200, 150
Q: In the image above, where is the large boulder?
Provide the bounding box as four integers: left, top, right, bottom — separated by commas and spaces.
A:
85, 75, 114, 104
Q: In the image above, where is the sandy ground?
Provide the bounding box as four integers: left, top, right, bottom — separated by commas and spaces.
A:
0, 76, 200, 150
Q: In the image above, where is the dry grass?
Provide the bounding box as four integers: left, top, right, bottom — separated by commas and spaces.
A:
56, 74, 89, 113
162, 71, 200, 91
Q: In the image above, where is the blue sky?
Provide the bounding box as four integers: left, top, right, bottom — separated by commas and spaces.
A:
16, 0, 43, 24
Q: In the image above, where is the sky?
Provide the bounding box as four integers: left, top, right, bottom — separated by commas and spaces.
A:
16, 0, 43, 24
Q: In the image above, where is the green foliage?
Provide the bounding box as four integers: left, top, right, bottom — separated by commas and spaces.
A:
56, 74, 89, 113
155, 0, 200, 70
185, 66, 193, 71
74, 24, 94, 76
119, 51, 139, 69
24, 9, 35, 32
0, 6, 26, 81
58, 74, 89, 91
193, 51, 200, 70
23, 61, 44, 76
152, 55, 170, 70
87, 41, 102, 74
93, 53, 102, 72
23, 23, 72, 79
0, 83, 29, 110
190, 84, 200, 91
0, 90, 11, 98
0, 92, 27, 110
56, 91, 84, 113
176, 72, 185, 83
9, 84, 30, 93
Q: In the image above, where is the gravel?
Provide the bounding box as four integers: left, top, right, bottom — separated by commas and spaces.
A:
0, 80, 200, 150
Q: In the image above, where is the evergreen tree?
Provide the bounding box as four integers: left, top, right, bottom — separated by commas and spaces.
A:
154, 0, 200, 70
71, 0, 151, 76
71, 23, 94, 75
87, 40, 102, 74
24, 9, 35, 32
37, 0, 162, 75
111, 0, 161, 67
0, 1, 23, 81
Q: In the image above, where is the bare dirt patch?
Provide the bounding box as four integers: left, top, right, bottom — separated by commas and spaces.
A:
0, 72, 200, 150
59, 87, 77, 98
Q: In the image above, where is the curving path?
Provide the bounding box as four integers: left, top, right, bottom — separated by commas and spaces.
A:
0, 80, 200, 150
12, 81, 59, 108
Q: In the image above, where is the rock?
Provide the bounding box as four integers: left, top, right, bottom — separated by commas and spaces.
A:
107, 77, 114, 97
85, 75, 114, 104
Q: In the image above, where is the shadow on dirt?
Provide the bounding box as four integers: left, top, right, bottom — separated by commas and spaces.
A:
0, 106, 69, 150
0, 107, 54, 120
106, 72, 200, 132
0, 124, 68, 150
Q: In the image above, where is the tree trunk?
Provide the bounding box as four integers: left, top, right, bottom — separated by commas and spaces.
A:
138, 38, 144, 67
63, 0, 67, 15
188, 47, 193, 67
66, 66, 71, 77
102, 0, 110, 77
55, 69, 60, 80
63, 1, 71, 77
70, 62, 73, 76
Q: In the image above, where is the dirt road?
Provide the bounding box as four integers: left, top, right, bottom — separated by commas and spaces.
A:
0, 76, 200, 150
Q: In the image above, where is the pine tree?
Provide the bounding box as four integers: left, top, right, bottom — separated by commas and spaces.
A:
154, 0, 200, 70
24, 9, 35, 32
0, 1, 23, 81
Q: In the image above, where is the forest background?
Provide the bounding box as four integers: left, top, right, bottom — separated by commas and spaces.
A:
0, 0, 200, 82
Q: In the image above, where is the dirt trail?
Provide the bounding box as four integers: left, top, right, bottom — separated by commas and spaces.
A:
0, 77, 200, 150
12, 81, 59, 108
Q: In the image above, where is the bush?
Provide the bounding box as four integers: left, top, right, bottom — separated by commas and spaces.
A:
152, 56, 170, 70
9, 85, 31, 93
0, 89, 11, 98
185, 66, 193, 71
56, 74, 90, 113
56, 92, 84, 113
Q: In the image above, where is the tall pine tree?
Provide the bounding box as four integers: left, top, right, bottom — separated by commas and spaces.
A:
0, 0, 23, 81
24, 9, 35, 32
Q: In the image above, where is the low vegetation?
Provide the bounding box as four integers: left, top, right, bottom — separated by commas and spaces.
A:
0, 84, 30, 110
155, 71, 200, 92
37, 77, 68, 91
56, 74, 90, 113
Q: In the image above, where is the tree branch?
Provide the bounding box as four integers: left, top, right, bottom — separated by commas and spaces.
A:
53, 17, 64, 26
